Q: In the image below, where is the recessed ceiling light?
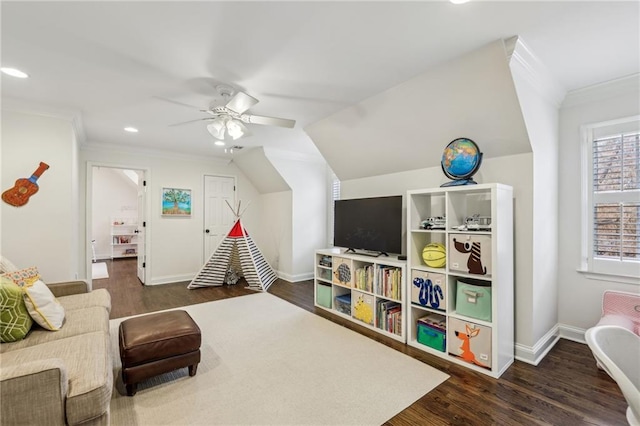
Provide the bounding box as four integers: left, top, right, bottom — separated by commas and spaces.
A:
1, 67, 29, 78
450, 0, 470, 4
124, 127, 139, 133
214, 141, 225, 146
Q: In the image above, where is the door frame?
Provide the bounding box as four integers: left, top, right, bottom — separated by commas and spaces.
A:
202, 174, 237, 264
86, 162, 151, 287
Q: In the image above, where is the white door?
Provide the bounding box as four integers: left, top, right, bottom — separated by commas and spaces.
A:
204, 176, 235, 261
136, 174, 147, 283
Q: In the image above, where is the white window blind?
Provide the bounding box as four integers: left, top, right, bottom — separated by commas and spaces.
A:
332, 178, 341, 202
592, 132, 640, 261
327, 171, 341, 247
584, 117, 640, 280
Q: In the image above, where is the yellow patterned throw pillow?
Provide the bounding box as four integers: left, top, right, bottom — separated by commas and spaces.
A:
0, 276, 33, 342
2, 266, 39, 287
3, 267, 65, 331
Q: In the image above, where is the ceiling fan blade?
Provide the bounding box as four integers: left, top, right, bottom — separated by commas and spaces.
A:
225, 91, 259, 114
169, 117, 212, 127
154, 96, 203, 111
244, 114, 296, 128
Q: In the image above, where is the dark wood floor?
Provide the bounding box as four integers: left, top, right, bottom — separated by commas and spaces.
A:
93, 259, 627, 425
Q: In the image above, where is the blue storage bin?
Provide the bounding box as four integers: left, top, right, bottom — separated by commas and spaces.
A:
334, 294, 351, 316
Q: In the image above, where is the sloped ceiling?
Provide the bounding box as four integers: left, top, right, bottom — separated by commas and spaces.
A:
232, 147, 290, 194
305, 39, 530, 181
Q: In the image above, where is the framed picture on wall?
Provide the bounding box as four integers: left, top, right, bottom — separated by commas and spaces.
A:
162, 187, 192, 217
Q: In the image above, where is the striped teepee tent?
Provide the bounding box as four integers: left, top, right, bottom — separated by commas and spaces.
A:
188, 205, 277, 291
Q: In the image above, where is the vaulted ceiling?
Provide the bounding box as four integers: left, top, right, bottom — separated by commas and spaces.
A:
2, 1, 638, 165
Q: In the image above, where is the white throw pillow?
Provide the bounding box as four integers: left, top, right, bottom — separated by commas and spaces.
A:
0, 256, 18, 274
22, 279, 65, 331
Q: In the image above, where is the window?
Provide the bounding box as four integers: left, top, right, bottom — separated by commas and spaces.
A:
332, 176, 341, 202
582, 116, 640, 280
327, 170, 341, 246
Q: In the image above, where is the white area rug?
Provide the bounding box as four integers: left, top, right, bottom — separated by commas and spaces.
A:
92, 262, 109, 279
109, 293, 448, 425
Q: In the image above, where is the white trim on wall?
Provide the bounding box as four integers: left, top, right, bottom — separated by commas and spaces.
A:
150, 273, 195, 286
276, 270, 314, 283
515, 323, 591, 366
515, 325, 560, 366
82, 141, 232, 166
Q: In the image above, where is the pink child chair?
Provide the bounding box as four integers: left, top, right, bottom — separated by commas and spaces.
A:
595, 290, 640, 336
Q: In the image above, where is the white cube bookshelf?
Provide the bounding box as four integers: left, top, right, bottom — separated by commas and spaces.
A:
314, 248, 406, 342
406, 183, 514, 378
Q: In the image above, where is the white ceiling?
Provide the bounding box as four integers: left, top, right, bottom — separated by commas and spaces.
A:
2, 1, 638, 160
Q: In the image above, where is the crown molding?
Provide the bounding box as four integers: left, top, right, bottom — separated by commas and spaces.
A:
1, 96, 82, 122
71, 115, 87, 145
561, 73, 640, 109
505, 36, 567, 108
2, 97, 88, 144
81, 141, 232, 167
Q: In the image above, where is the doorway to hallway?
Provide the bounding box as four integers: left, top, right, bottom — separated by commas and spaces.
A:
89, 165, 148, 285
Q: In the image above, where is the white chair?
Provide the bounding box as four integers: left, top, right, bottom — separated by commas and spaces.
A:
585, 325, 640, 426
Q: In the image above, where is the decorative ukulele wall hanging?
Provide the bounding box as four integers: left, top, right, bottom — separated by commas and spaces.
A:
2, 162, 50, 207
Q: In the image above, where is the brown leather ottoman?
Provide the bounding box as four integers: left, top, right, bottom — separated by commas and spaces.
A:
119, 310, 201, 396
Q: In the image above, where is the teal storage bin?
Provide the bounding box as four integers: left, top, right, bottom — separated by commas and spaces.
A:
316, 283, 332, 308
456, 279, 492, 321
417, 322, 446, 352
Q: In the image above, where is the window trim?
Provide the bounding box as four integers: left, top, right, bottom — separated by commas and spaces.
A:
580, 115, 640, 282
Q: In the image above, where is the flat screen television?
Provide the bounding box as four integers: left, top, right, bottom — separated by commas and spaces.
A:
334, 195, 403, 256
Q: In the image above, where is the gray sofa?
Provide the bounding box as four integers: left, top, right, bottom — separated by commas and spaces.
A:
0, 281, 113, 426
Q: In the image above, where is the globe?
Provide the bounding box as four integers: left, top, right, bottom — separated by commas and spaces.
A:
440, 138, 483, 187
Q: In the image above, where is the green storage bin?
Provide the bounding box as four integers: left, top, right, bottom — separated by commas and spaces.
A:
417, 322, 446, 352
456, 279, 492, 321
316, 283, 332, 308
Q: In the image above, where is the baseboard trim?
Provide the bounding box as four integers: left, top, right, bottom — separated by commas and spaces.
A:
558, 323, 587, 344
276, 271, 314, 283
514, 323, 589, 365
149, 273, 194, 286
515, 325, 560, 365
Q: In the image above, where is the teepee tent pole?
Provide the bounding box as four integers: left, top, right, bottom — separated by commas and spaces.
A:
238, 201, 251, 218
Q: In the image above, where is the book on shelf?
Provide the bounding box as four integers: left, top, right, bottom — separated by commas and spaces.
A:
375, 266, 402, 300
376, 299, 402, 335
417, 314, 446, 333
354, 265, 375, 292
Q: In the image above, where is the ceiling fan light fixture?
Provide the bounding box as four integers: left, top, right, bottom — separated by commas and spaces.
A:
226, 120, 244, 140
214, 141, 225, 146
207, 118, 227, 140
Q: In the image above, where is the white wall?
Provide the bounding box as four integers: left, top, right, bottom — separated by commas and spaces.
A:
80, 145, 263, 285
254, 191, 293, 277
306, 39, 530, 181
1, 110, 79, 282
91, 167, 138, 259
266, 149, 328, 281
232, 147, 295, 279
558, 75, 640, 335
508, 37, 563, 353
341, 153, 534, 349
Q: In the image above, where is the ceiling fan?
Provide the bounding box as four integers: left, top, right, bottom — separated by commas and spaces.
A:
170, 85, 296, 141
